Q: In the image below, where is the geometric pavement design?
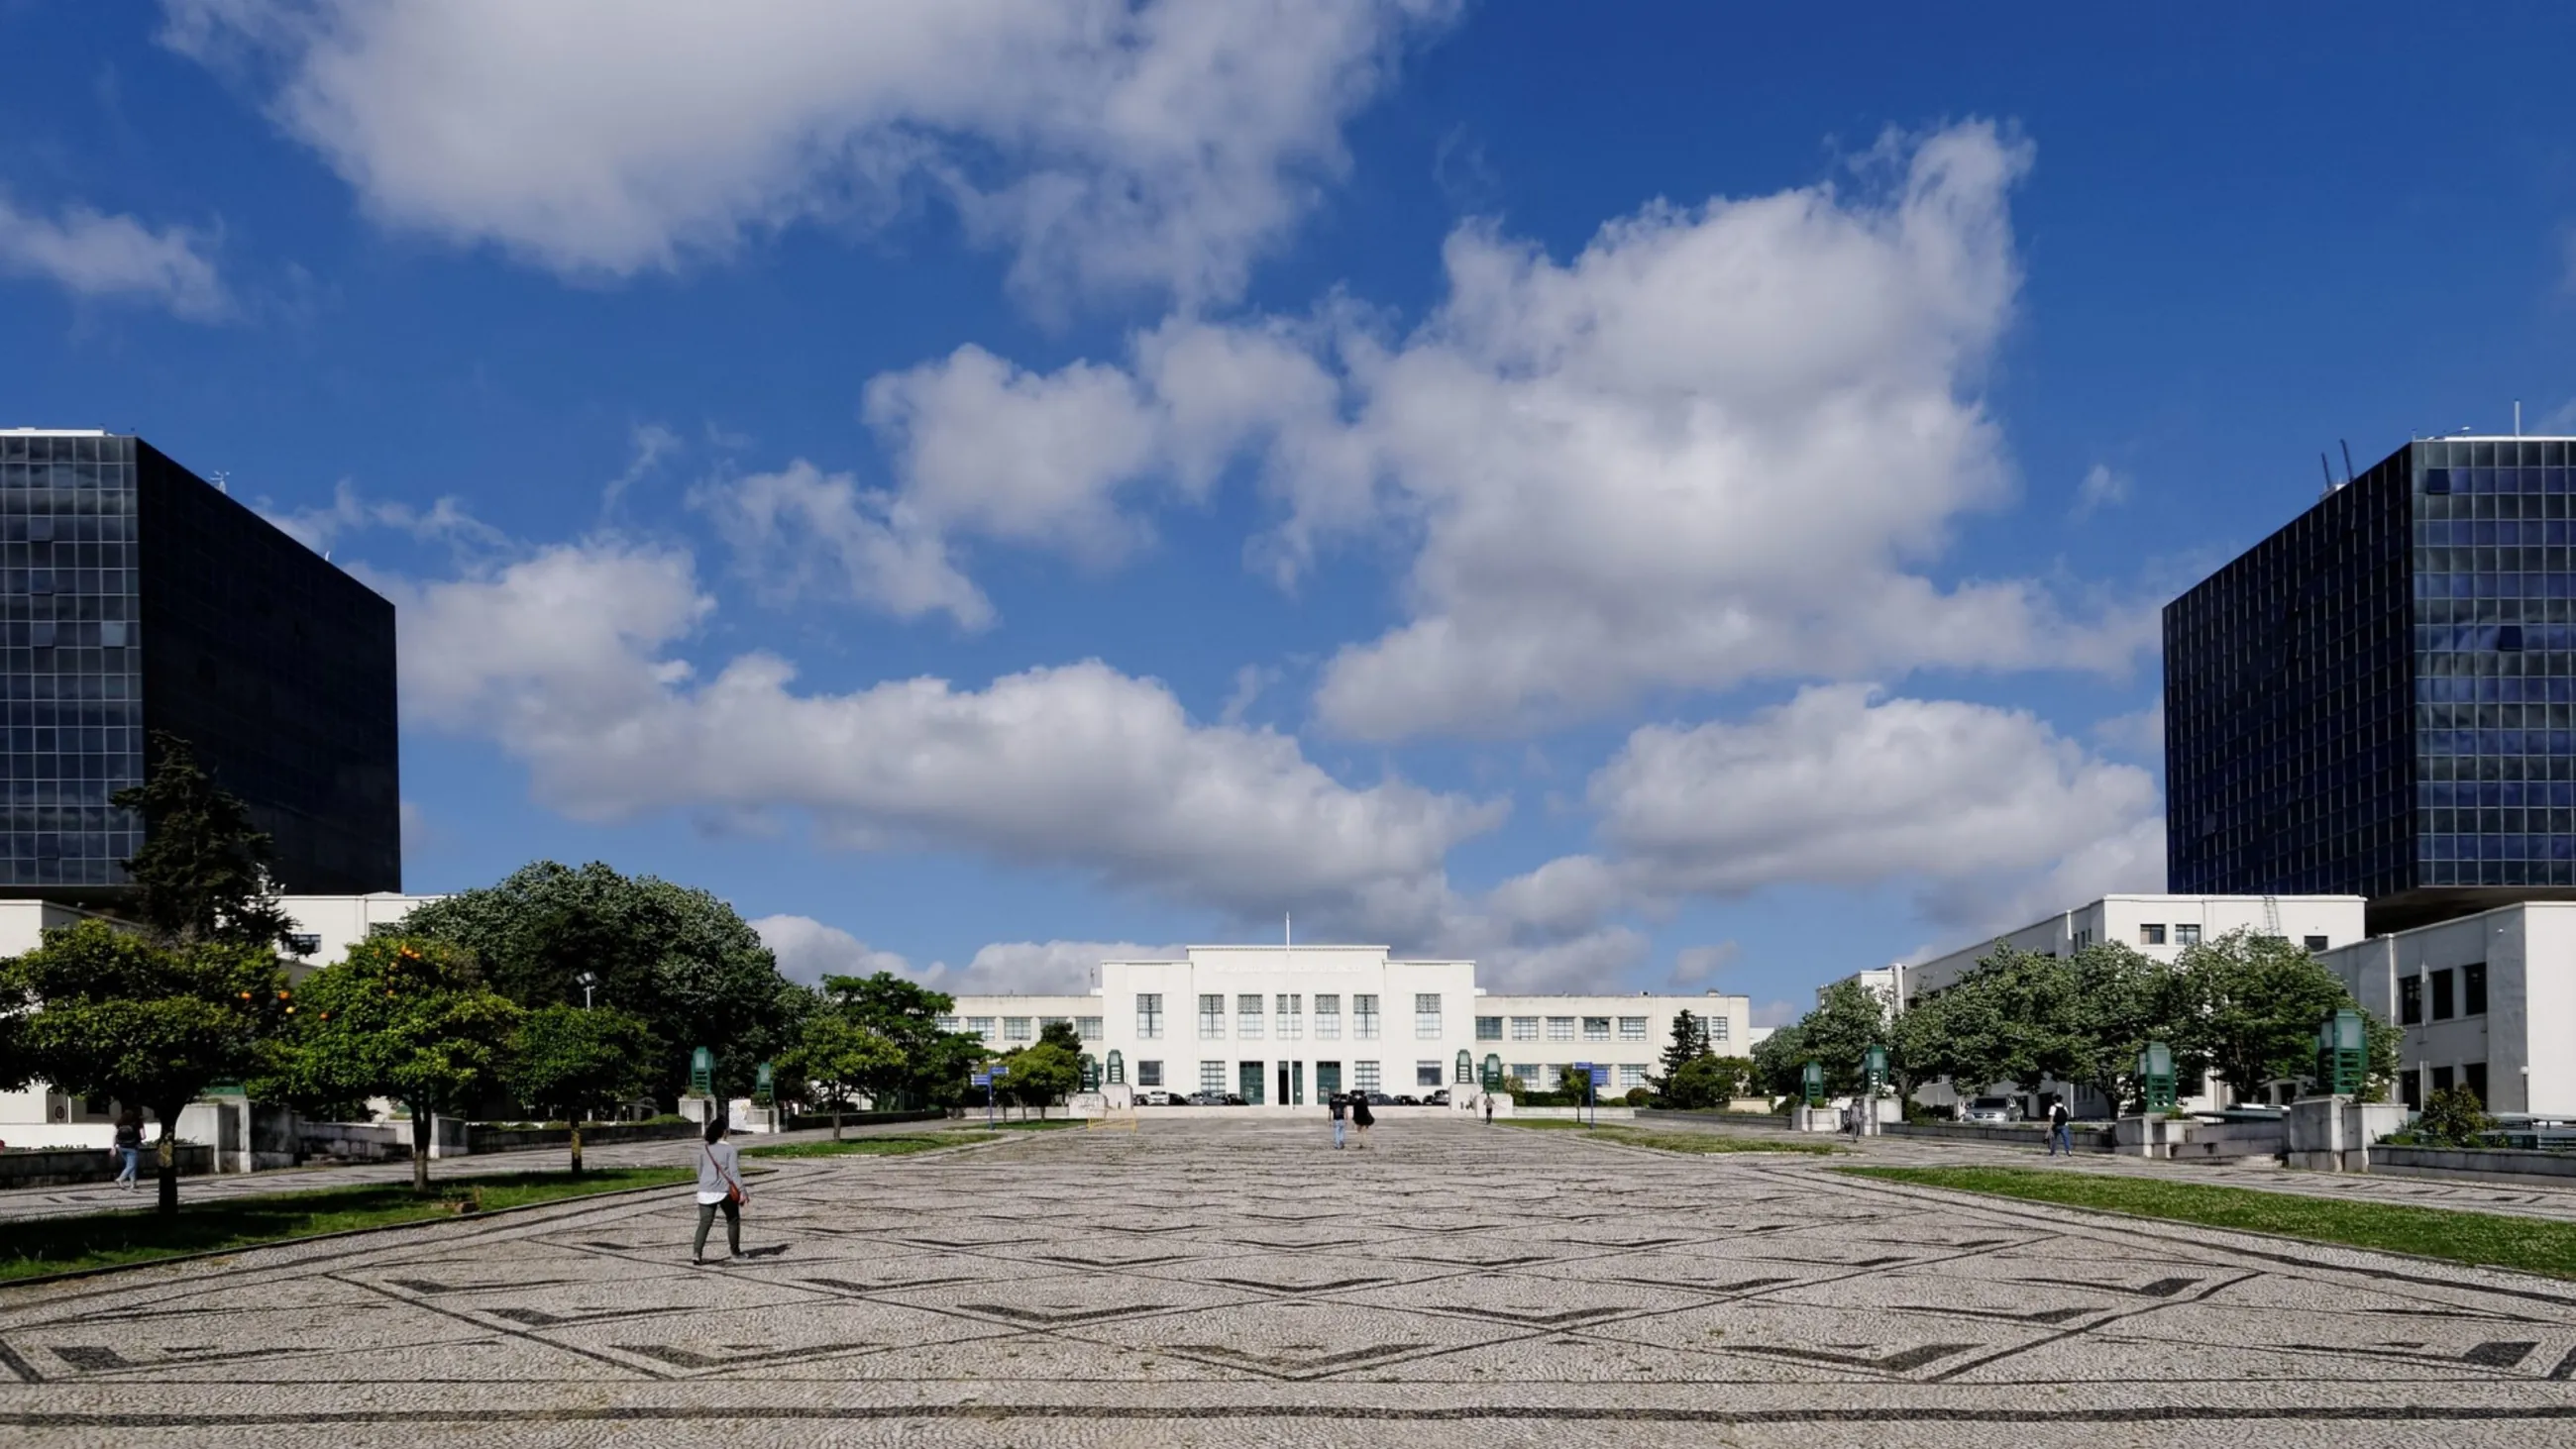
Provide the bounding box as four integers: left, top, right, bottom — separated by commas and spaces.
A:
5, 1116, 2576, 1448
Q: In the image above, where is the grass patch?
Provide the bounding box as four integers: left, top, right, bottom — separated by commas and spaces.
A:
1503, 1120, 1841, 1156
945, 1117, 1085, 1132
2, 1168, 694, 1284
743, 1134, 976, 1159
1842, 1166, 2576, 1280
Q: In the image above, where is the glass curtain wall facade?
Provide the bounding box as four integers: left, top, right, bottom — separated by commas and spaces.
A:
0, 432, 398, 898
2166, 437, 2576, 927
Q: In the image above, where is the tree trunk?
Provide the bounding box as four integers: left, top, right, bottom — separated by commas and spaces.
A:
831, 1107, 843, 1141
410, 1107, 432, 1194
153, 1104, 180, 1217
569, 1121, 584, 1176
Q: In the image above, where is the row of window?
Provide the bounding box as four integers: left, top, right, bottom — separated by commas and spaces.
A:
2398, 963, 2488, 1026
2397, 1060, 2490, 1110
947, 999, 1730, 1047
941, 1015, 1106, 1042
1197, 1061, 1388, 1094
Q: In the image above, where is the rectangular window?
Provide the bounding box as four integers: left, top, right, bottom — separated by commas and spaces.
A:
1003, 1017, 1032, 1041
1199, 993, 1225, 1038
2466, 1061, 2489, 1104
1354, 1061, 1381, 1091
1200, 1061, 1226, 1094
965, 1016, 995, 1037
2175, 924, 2202, 946
1547, 1016, 1574, 1042
2400, 976, 2423, 1026
1354, 994, 1380, 1040
1315, 992, 1342, 1040
1276, 992, 1303, 1040
1136, 993, 1164, 1039
2431, 1064, 2455, 1094
1619, 1064, 1649, 1088
1618, 1016, 1647, 1041
2465, 963, 2488, 1016
2304, 935, 2330, 954
1581, 1016, 1610, 1041
1137, 1061, 1163, 1087
1511, 1063, 1540, 1084
1511, 1016, 1538, 1040
1414, 992, 1442, 1039
1416, 1061, 1442, 1087
1475, 1015, 1503, 1041
1237, 993, 1265, 1040
2431, 968, 2456, 1021
1040, 1016, 1072, 1038
1075, 1016, 1103, 1040
2139, 923, 2166, 945
2401, 1069, 2423, 1110
2073, 928, 2093, 949
934, 1015, 961, 1032
1708, 1016, 1730, 1042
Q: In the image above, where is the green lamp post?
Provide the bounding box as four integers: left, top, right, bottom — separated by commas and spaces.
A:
1800, 1060, 1825, 1109
2138, 1041, 2176, 1113
2316, 1008, 2366, 1095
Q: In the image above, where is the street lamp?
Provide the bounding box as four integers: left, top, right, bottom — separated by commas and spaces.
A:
576, 971, 597, 1010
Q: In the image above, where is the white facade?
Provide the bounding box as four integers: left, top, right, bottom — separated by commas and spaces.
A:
943, 945, 1751, 1104
2318, 901, 2576, 1116
0, 892, 441, 1147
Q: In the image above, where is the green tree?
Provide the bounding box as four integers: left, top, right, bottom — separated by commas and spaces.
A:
816, 972, 982, 1108
2176, 930, 2388, 1101
1660, 1054, 1749, 1109
502, 1004, 657, 1173
1001, 1042, 1082, 1118
780, 1012, 902, 1138
1657, 1009, 1710, 1081
394, 862, 805, 1104
278, 937, 523, 1192
0, 921, 280, 1215
1037, 1019, 1083, 1053
111, 732, 291, 948
1750, 1019, 1808, 1097
1771, 980, 1890, 1096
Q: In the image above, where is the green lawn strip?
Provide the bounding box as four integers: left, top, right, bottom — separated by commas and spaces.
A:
1502, 1120, 1841, 1156
1841, 1166, 2576, 1281
2, 1167, 695, 1284
743, 1134, 982, 1159
944, 1118, 1085, 1132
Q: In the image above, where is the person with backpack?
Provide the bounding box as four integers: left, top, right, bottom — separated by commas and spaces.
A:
2045, 1096, 2072, 1157
1329, 1089, 1349, 1149
693, 1117, 749, 1264
111, 1110, 145, 1191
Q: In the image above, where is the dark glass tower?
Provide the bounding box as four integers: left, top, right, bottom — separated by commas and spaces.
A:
0, 431, 398, 897
2166, 437, 2576, 931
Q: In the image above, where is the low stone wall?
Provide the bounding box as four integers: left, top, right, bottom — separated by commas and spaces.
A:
0, 1144, 215, 1189
2371, 1144, 2576, 1183
1508, 1106, 1638, 1121
300, 1121, 408, 1163
1881, 1121, 2114, 1151
460, 1120, 704, 1155
782, 1109, 948, 1133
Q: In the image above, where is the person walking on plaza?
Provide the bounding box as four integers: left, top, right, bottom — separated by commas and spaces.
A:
1349, 1089, 1375, 1149
2046, 1097, 2072, 1157
1482, 1092, 1493, 1126
111, 1110, 144, 1191
693, 1117, 749, 1264
1330, 1089, 1348, 1149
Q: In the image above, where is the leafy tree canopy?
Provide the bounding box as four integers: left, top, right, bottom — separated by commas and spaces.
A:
2176, 930, 2392, 1099
396, 861, 804, 1102
815, 971, 983, 1108
780, 1012, 903, 1137
276, 936, 522, 1191
504, 1003, 658, 1124
0, 920, 282, 1213
1658, 1054, 1750, 1109
111, 732, 291, 948
999, 1041, 1082, 1117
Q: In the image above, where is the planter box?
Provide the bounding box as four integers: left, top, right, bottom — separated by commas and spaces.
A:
0, 1144, 215, 1189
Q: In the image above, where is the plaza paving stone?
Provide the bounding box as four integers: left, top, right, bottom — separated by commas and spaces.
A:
3, 1115, 2576, 1447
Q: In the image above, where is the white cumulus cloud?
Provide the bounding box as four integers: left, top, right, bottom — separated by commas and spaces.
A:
0, 193, 228, 319
161, 0, 1454, 307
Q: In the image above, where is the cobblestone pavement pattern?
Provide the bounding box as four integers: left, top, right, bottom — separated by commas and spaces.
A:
5, 1116, 2576, 1448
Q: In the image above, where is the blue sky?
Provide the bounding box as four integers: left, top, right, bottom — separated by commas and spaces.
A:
5, 3, 2574, 1018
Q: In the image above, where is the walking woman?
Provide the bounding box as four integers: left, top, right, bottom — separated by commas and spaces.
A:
111, 1109, 144, 1191
693, 1117, 748, 1265
1349, 1089, 1375, 1149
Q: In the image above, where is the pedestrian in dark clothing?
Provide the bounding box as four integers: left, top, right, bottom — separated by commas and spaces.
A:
1349, 1091, 1375, 1149
1329, 1090, 1348, 1149
111, 1111, 144, 1191
694, 1117, 748, 1264
2046, 1098, 2072, 1157
1482, 1092, 1493, 1126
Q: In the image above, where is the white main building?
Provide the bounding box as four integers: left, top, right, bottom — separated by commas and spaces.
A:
943, 944, 1751, 1103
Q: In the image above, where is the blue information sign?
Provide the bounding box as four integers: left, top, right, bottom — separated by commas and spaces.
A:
971, 1072, 992, 1087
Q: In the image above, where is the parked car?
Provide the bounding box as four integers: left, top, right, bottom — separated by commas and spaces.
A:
1185, 1089, 1229, 1106
1362, 1090, 1396, 1105
1225, 1092, 1248, 1106
1391, 1093, 1420, 1106
1960, 1096, 2024, 1124
1136, 1089, 1175, 1106
1424, 1088, 1451, 1106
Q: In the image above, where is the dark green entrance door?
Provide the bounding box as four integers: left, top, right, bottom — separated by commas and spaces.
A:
1237, 1061, 1265, 1104
1316, 1062, 1342, 1096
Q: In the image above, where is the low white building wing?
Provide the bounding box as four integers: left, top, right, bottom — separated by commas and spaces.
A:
941, 944, 1751, 1104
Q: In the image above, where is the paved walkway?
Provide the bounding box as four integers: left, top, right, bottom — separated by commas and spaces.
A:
0, 1118, 968, 1223
5, 1115, 2576, 1446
